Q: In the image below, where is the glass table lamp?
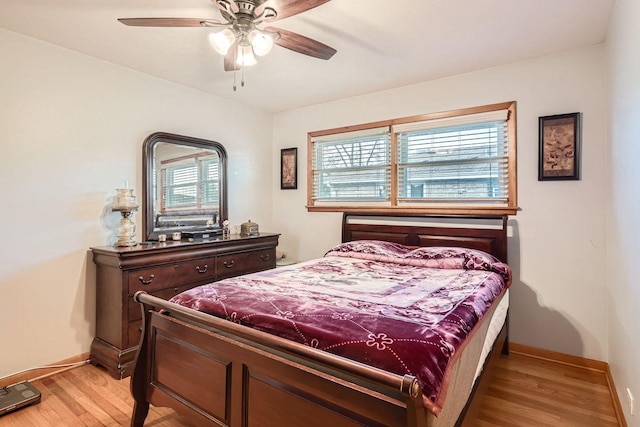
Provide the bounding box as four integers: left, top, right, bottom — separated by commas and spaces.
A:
112, 187, 139, 247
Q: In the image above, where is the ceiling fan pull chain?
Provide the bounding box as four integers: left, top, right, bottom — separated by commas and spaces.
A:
233, 44, 238, 91
241, 66, 245, 88
233, 68, 237, 91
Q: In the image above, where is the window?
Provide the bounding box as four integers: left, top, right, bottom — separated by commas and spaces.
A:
161, 154, 220, 211
311, 127, 390, 202
308, 101, 517, 215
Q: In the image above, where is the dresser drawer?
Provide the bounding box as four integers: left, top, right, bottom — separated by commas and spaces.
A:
127, 283, 199, 346
128, 283, 199, 322
127, 258, 214, 294
216, 248, 276, 280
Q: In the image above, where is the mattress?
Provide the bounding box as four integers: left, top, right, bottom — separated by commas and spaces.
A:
428, 288, 509, 426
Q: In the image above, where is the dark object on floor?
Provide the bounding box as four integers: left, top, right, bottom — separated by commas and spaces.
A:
0, 381, 41, 416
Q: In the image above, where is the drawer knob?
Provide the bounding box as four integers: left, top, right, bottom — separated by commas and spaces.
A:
195, 264, 208, 273
223, 260, 235, 269
138, 274, 155, 285
260, 254, 270, 261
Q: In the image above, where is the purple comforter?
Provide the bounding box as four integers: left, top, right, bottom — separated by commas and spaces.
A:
170, 240, 512, 414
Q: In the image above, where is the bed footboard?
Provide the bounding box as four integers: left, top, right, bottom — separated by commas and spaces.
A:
130, 292, 427, 427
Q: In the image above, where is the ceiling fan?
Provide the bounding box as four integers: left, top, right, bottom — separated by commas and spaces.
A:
119, 0, 336, 79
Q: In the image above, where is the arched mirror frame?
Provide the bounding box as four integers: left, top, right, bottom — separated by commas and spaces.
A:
142, 132, 228, 241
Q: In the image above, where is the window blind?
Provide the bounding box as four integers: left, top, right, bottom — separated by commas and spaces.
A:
200, 157, 220, 206
165, 164, 198, 208
311, 127, 391, 202
394, 111, 509, 203
163, 156, 220, 209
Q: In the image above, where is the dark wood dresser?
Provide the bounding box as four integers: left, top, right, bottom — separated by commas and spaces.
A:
90, 233, 280, 379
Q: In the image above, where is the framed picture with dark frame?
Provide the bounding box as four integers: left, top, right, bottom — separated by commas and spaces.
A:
538, 112, 581, 181
280, 147, 298, 189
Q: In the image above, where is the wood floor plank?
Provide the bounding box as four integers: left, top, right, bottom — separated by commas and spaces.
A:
0, 350, 623, 426
58, 371, 130, 425
477, 352, 620, 427
489, 372, 616, 414
479, 395, 563, 426
496, 356, 610, 390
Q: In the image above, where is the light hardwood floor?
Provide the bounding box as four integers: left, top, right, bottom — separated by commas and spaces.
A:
477, 349, 622, 426
1, 349, 623, 426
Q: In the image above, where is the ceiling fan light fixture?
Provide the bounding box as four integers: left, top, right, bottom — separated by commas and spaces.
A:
248, 29, 275, 57
209, 28, 236, 55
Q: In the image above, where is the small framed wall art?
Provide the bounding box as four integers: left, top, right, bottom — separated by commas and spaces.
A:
280, 147, 298, 189
538, 112, 581, 181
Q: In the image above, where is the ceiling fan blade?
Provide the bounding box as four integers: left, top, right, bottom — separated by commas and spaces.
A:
224, 47, 241, 71
257, 0, 331, 22
118, 17, 222, 27
266, 26, 336, 60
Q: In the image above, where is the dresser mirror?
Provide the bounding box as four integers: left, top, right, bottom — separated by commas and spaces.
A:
143, 132, 228, 241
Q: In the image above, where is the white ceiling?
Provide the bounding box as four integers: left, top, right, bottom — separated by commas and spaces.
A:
0, 0, 616, 113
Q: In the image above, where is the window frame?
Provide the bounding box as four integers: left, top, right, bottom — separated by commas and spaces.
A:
306, 101, 518, 215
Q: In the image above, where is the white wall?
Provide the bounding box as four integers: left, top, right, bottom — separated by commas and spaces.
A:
0, 28, 273, 379
606, 0, 640, 424
272, 46, 609, 361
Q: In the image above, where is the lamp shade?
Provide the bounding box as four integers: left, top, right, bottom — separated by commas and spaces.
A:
248, 29, 275, 56
235, 42, 257, 66
209, 29, 236, 55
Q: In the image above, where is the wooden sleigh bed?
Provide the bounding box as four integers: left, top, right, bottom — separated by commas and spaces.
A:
130, 213, 511, 427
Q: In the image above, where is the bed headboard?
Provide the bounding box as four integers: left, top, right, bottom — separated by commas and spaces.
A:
342, 213, 509, 263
